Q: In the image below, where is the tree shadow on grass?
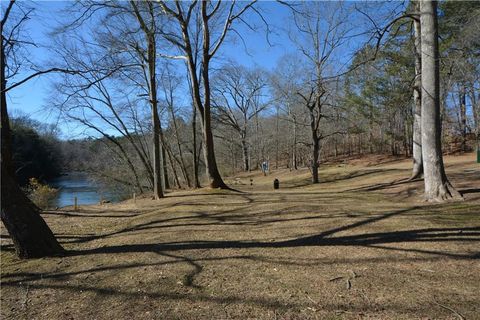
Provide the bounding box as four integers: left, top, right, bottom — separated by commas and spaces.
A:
41, 211, 142, 218
343, 177, 422, 193
273, 168, 404, 190
2, 203, 478, 316
459, 188, 480, 196
63, 206, 479, 260
322, 168, 403, 185
2, 190, 479, 313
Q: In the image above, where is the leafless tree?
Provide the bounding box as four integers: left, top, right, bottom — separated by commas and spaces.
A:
419, 0, 461, 202
410, 1, 423, 179
212, 64, 268, 171
288, 2, 350, 183
157, 0, 260, 188
1, 0, 64, 258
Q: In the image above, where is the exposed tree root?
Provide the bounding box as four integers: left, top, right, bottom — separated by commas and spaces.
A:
209, 180, 242, 193
409, 163, 423, 181
425, 180, 464, 203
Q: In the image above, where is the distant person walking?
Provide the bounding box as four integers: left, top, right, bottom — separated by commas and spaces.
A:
261, 161, 269, 176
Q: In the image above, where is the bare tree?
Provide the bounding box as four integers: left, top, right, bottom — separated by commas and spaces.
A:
55, 0, 172, 197
289, 2, 350, 183
129, 0, 164, 198
157, 0, 259, 188
53, 66, 153, 193
160, 65, 192, 188
420, 0, 461, 202
212, 64, 268, 171
270, 55, 305, 170
1, 0, 64, 258
411, 1, 423, 179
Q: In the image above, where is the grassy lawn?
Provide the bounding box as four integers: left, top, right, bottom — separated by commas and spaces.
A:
1, 154, 479, 319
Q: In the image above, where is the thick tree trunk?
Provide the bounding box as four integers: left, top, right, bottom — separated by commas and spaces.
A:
202, 112, 228, 188
1, 39, 64, 258
200, 62, 227, 188
420, 0, 461, 202
200, 3, 228, 189
411, 8, 423, 179
1, 171, 65, 258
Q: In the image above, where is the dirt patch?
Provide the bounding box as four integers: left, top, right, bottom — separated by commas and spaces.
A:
1, 153, 479, 319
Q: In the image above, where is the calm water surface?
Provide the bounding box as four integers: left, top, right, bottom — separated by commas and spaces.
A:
49, 172, 125, 208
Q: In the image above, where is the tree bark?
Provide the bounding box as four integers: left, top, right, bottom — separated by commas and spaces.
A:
308, 104, 320, 183
471, 90, 479, 157
411, 5, 423, 179
420, 0, 461, 202
459, 84, 467, 152
130, 1, 163, 198
1, 33, 64, 258
149, 34, 164, 199
169, 103, 191, 188
164, 143, 182, 189
275, 106, 279, 169
311, 137, 320, 184
192, 104, 201, 188
292, 115, 298, 170
200, 2, 228, 189
161, 144, 170, 190
241, 135, 249, 171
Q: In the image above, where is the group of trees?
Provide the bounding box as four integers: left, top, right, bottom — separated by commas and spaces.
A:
10, 115, 63, 185
1, 0, 479, 258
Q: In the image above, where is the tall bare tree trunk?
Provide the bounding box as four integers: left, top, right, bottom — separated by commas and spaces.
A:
200, 61, 227, 188
168, 104, 191, 187
275, 106, 279, 169
471, 90, 480, 159
164, 143, 182, 189
192, 104, 201, 188
161, 144, 169, 189
130, 1, 163, 198
241, 136, 249, 171
148, 34, 163, 199
1, 35, 64, 258
311, 136, 320, 183
411, 4, 423, 179
200, 2, 228, 189
308, 102, 320, 183
459, 84, 467, 152
292, 115, 298, 170
158, 124, 169, 190
420, 0, 461, 202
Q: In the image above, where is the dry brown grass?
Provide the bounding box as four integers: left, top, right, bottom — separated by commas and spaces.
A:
1, 153, 479, 319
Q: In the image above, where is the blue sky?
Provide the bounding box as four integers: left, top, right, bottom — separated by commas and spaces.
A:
4, 1, 405, 138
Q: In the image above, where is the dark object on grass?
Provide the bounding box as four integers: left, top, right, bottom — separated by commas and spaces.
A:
273, 179, 279, 190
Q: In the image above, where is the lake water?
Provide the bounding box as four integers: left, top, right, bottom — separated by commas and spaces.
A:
49, 172, 125, 208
